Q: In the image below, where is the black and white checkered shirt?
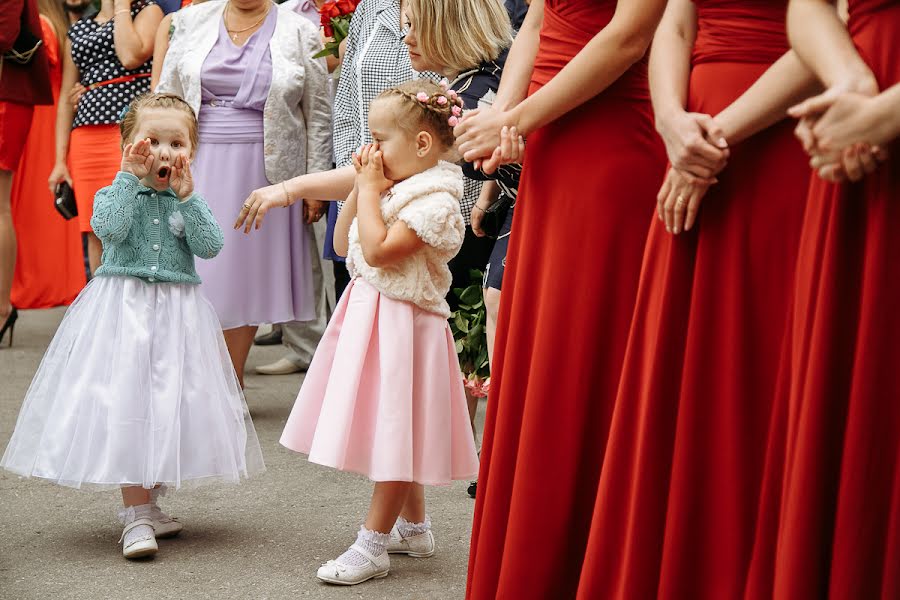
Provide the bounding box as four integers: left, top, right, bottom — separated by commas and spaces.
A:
333, 0, 427, 169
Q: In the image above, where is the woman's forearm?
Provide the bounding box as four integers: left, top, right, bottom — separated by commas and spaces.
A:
787, 0, 874, 90
113, 1, 160, 70
510, 0, 667, 136
493, 0, 544, 111
648, 0, 696, 125
715, 51, 822, 144
871, 83, 900, 143
150, 14, 172, 89
286, 165, 356, 201
55, 47, 78, 165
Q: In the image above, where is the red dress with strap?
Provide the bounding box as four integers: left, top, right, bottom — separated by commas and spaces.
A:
746, 2, 900, 598
575, 2, 810, 597
466, 1, 666, 597
10, 18, 86, 308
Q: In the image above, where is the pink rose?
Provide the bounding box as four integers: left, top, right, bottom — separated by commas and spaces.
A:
416, 91, 429, 102
448, 115, 459, 127
451, 105, 462, 116
439, 78, 450, 90
437, 96, 448, 105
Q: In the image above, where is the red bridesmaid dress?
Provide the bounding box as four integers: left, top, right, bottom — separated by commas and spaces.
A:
747, 2, 900, 598
466, 1, 666, 597
10, 17, 86, 308
574, 3, 811, 598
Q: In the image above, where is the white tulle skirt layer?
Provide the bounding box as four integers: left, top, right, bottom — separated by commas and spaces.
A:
1, 276, 265, 490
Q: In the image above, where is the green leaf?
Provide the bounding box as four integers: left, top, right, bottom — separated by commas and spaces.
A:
454, 313, 469, 333
460, 286, 482, 307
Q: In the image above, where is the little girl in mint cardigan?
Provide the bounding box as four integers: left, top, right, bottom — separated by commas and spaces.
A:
1, 93, 264, 561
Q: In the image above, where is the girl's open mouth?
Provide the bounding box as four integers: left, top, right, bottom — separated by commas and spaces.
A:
157, 167, 170, 180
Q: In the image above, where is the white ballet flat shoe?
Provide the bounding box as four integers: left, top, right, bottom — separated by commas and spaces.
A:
387, 525, 435, 557
316, 543, 390, 586
150, 506, 183, 538
120, 517, 158, 559
255, 358, 304, 375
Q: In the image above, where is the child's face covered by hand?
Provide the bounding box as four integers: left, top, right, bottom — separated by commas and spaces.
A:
125, 108, 194, 192
367, 98, 438, 184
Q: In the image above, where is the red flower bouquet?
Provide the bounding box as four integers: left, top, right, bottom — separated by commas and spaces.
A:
315, 0, 362, 59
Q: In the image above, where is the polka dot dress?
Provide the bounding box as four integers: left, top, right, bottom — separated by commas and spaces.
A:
69, 0, 157, 129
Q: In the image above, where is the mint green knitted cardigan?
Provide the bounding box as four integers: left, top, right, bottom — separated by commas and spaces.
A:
91, 172, 224, 285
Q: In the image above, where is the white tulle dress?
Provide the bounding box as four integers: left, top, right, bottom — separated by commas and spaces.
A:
1, 174, 265, 490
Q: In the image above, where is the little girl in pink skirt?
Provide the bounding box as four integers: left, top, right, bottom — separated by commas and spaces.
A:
278, 80, 479, 586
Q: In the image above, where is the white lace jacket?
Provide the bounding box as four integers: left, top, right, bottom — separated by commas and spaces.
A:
347, 161, 465, 317
156, 1, 332, 183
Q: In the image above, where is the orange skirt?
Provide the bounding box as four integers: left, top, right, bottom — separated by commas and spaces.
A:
68, 125, 121, 233
0, 101, 35, 171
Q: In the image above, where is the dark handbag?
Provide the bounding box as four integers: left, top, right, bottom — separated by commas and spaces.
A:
3, 15, 43, 65
54, 182, 78, 220
479, 193, 513, 239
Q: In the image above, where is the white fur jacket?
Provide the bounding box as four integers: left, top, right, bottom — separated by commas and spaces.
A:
156, 1, 332, 184
347, 161, 465, 317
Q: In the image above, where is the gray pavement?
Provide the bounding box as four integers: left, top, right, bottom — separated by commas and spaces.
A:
0, 308, 484, 600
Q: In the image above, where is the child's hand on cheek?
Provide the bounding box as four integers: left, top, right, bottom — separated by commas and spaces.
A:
171, 154, 194, 200
121, 138, 154, 179
357, 143, 393, 194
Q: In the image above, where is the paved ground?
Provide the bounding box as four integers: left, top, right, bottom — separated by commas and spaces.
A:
0, 308, 484, 600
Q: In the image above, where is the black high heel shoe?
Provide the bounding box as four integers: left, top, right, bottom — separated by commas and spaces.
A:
0, 307, 18, 348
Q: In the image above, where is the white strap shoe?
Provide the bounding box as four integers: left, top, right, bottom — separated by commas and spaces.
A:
150, 506, 183, 538
119, 517, 158, 559
316, 543, 390, 585
387, 525, 435, 557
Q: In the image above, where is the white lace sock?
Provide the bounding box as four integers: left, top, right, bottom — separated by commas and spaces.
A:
148, 486, 171, 520
336, 527, 390, 566
118, 504, 155, 547
396, 515, 431, 537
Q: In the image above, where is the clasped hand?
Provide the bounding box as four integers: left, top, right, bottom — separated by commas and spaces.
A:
655, 111, 729, 235
789, 86, 890, 183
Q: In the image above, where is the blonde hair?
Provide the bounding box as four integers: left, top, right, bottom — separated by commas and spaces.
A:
375, 80, 464, 148
119, 93, 199, 157
406, 0, 512, 75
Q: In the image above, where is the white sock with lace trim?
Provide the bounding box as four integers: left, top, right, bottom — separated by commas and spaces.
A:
396, 515, 431, 537
336, 526, 390, 567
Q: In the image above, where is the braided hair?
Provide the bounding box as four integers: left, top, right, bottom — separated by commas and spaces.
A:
374, 80, 465, 148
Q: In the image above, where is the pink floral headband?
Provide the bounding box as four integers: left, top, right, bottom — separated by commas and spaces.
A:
414, 78, 464, 126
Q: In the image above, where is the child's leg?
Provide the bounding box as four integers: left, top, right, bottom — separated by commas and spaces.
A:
121, 486, 151, 507
399, 483, 425, 524
318, 483, 408, 584
364, 481, 412, 533
388, 483, 435, 557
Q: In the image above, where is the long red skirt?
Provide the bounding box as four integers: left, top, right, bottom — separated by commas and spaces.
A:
746, 5, 900, 597
465, 2, 666, 597
11, 18, 86, 308
575, 56, 810, 597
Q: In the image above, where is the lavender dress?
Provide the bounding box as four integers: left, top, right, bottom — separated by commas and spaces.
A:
191, 10, 314, 329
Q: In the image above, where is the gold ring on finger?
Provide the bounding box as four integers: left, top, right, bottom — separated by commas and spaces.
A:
242, 202, 253, 210
676, 195, 686, 206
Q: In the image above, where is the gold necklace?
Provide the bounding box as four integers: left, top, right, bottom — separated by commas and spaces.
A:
224, 2, 270, 42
